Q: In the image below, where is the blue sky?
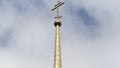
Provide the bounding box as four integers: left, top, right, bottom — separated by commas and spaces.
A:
0, 0, 120, 68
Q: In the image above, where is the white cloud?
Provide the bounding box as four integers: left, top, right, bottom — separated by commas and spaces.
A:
0, 0, 120, 68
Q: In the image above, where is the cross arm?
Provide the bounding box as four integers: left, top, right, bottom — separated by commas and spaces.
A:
52, 2, 64, 11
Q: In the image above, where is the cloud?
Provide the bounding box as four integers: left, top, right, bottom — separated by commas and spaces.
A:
0, 0, 53, 68
0, 0, 120, 68
61, 0, 120, 68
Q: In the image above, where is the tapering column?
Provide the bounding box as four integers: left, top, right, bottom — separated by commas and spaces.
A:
52, 1, 64, 68
54, 20, 62, 68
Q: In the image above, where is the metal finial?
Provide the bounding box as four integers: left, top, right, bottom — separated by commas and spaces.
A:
52, 1, 64, 20
52, 1, 64, 68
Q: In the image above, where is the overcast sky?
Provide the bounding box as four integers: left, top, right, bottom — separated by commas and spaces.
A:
0, 0, 120, 68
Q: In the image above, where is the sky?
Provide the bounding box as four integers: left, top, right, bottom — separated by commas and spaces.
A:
0, 0, 120, 68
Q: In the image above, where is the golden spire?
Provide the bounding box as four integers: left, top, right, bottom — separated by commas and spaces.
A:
52, 0, 64, 68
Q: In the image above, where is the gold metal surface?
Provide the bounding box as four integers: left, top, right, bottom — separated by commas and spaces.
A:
54, 25, 61, 68
52, 0, 64, 68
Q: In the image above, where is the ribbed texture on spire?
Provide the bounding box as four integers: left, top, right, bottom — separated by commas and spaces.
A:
54, 25, 62, 68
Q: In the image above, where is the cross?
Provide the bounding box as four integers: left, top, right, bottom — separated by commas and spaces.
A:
52, 1, 64, 19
